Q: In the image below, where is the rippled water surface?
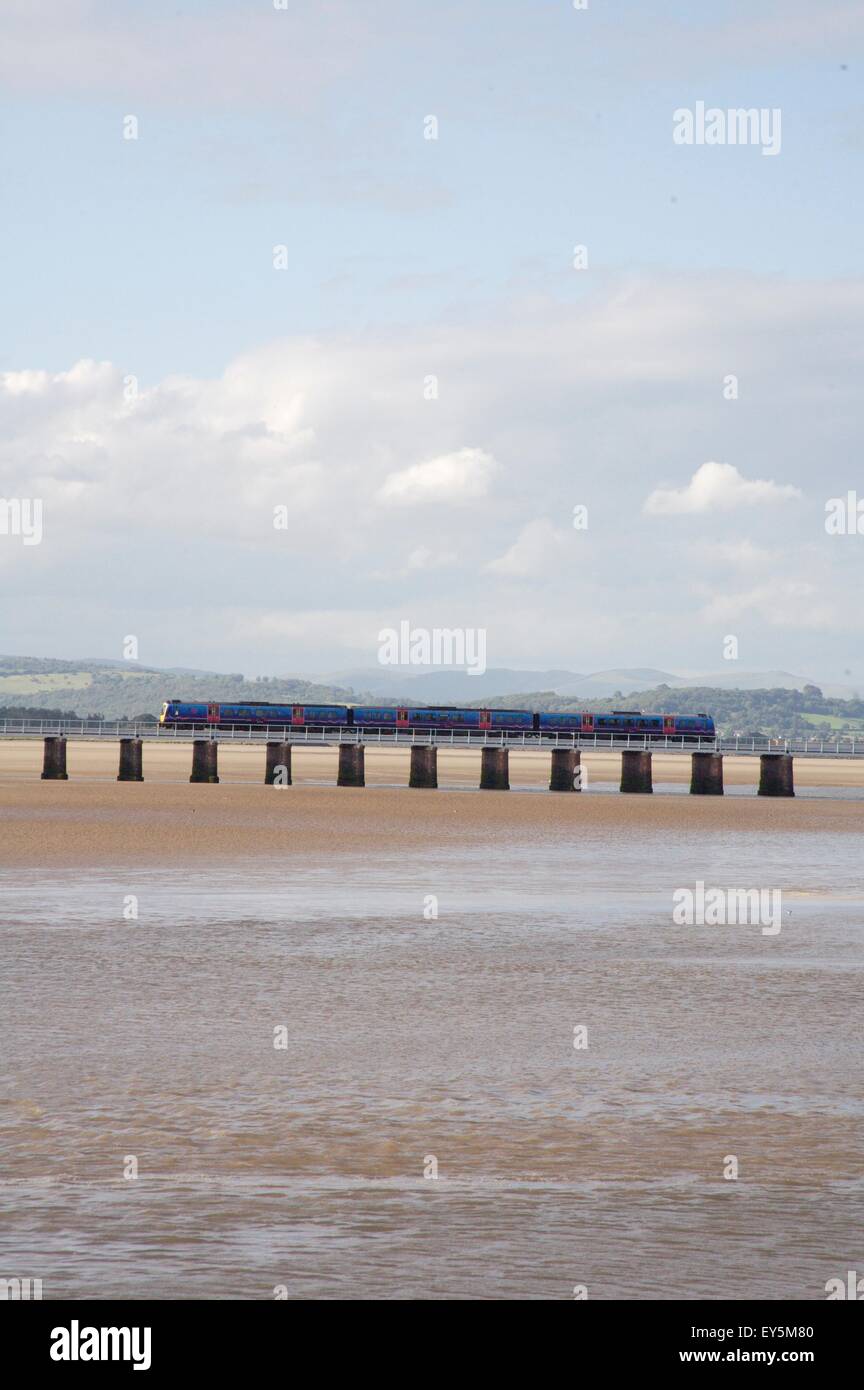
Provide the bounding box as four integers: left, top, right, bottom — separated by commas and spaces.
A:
1, 816, 862, 1299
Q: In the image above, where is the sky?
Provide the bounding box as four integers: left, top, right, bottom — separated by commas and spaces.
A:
1, 0, 862, 683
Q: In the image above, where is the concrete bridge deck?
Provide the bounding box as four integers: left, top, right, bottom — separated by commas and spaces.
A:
0, 718, 861, 758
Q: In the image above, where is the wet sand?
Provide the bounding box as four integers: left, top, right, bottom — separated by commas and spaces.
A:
2, 739, 862, 1299
0, 767, 861, 867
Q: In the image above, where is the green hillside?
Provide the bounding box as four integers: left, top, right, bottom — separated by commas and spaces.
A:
1, 657, 863, 737
0, 656, 355, 721
485, 683, 864, 738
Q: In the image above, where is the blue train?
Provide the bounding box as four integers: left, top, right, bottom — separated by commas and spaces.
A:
159, 700, 715, 740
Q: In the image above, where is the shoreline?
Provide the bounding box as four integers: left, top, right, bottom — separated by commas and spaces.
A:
0, 776, 861, 868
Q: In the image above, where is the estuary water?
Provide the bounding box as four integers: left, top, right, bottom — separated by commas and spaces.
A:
1, 800, 862, 1300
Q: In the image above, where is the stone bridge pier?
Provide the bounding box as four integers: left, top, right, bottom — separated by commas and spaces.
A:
690, 751, 724, 795
549, 747, 581, 791
409, 745, 438, 788
337, 744, 365, 787
480, 747, 509, 790
758, 753, 794, 797
265, 741, 292, 785
117, 738, 144, 782
620, 749, 652, 793
190, 739, 219, 783
41, 736, 68, 780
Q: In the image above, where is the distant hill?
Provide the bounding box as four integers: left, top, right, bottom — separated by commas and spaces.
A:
312, 664, 860, 702
317, 667, 583, 700
552, 667, 684, 697
553, 667, 852, 698
0, 656, 355, 720
1, 656, 862, 735
671, 670, 859, 698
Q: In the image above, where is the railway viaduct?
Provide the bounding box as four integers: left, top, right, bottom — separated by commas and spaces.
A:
2, 719, 859, 796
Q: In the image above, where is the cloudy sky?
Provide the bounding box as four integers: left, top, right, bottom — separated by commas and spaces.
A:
1, 0, 862, 681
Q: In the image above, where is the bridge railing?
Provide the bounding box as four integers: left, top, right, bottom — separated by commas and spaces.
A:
0, 718, 859, 757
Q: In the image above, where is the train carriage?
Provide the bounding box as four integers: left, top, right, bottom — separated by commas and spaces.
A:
486, 708, 534, 731
351, 706, 534, 732
159, 700, 715, 741
538, 710, 711, 741
538, 711, 583, 733
351, 705, 406, 728
408, 706, 479, 730
160, 700, 349, 727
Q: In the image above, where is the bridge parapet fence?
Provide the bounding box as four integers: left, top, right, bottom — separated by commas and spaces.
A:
0, 719, 859, 758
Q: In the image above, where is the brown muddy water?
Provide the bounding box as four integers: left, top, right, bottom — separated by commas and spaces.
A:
0, 782, 862, 1299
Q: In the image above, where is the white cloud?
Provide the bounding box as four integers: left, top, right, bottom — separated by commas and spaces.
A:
230, 608, 383, 651
644, 462, 802, 516
700, 582, 836, 629
0, 1, 372, 108
485, 519, 570, 579
377, 448, 497, 506
2, 273, 863, 672
689, 539, 780, 572
5, 2, 859, 107
368, 546, 459, 581
406, 546, 458, 571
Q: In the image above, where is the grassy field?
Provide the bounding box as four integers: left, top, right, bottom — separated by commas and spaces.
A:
800, 711, 864, 732
0, 670, 158, 696
0, 673, 92, 694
